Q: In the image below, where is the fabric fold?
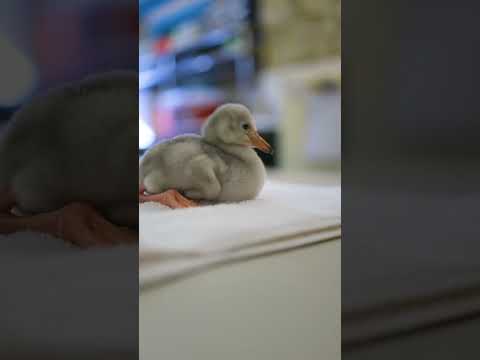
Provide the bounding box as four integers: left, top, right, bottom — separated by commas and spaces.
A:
140, 181, 341, 286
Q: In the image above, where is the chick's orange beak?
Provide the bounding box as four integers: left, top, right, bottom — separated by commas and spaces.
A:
248, 130, 273, 154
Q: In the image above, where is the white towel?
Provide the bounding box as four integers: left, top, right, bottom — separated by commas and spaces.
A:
140, 181, 341, 286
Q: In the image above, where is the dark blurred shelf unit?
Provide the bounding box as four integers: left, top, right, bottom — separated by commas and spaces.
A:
139, 0, 276, 163
139, 0, 259, 92
140, 31, 255, 91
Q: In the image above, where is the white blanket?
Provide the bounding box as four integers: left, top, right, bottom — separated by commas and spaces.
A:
140, 181, 341, 286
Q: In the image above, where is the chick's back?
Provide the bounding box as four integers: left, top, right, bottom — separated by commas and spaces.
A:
140, 135, 225, 193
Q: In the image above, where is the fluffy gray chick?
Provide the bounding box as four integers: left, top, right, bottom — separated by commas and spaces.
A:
0, 71, 138, 227
139, 103, 273, 203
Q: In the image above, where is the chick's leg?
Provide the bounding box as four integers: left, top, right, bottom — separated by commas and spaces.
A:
55, 203, 137, 247
0, 190, 56, 234
139, 189, 197, 209
0, 190, 136, 247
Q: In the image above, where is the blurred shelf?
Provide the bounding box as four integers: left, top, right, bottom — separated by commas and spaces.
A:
140, 29, 243, 90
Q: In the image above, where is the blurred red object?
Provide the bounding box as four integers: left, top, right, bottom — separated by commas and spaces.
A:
190, 103, 218, 121
150, 87, 224, 138
153, 37, 172, 54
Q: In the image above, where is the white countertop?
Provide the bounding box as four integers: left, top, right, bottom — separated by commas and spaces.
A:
140, 170, 341, 360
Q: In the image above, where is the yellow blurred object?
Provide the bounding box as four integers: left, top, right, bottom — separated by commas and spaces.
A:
259, 0, 341, 67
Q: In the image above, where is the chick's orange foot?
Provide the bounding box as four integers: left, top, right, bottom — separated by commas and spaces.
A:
139, 189, 197, 209
56, 202, 137, 248
0, 200, 137, 248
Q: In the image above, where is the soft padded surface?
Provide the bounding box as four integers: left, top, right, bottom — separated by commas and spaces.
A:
140, 181, 341, 286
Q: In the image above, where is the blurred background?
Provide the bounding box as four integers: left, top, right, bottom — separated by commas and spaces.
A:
0, 0, 341, 181
139, 0, 341, 180
0, 2, 139, 358
0, 0, 138, 125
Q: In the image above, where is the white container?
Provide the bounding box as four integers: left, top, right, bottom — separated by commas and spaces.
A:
259, 59, 341, 170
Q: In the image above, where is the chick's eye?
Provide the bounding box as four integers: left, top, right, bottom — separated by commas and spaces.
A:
242, 123, 250, 130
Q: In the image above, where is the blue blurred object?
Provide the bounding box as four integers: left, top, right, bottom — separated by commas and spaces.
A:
139, 0, 260, 154
142, 0, 212, 37
139, 0, 172, 17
